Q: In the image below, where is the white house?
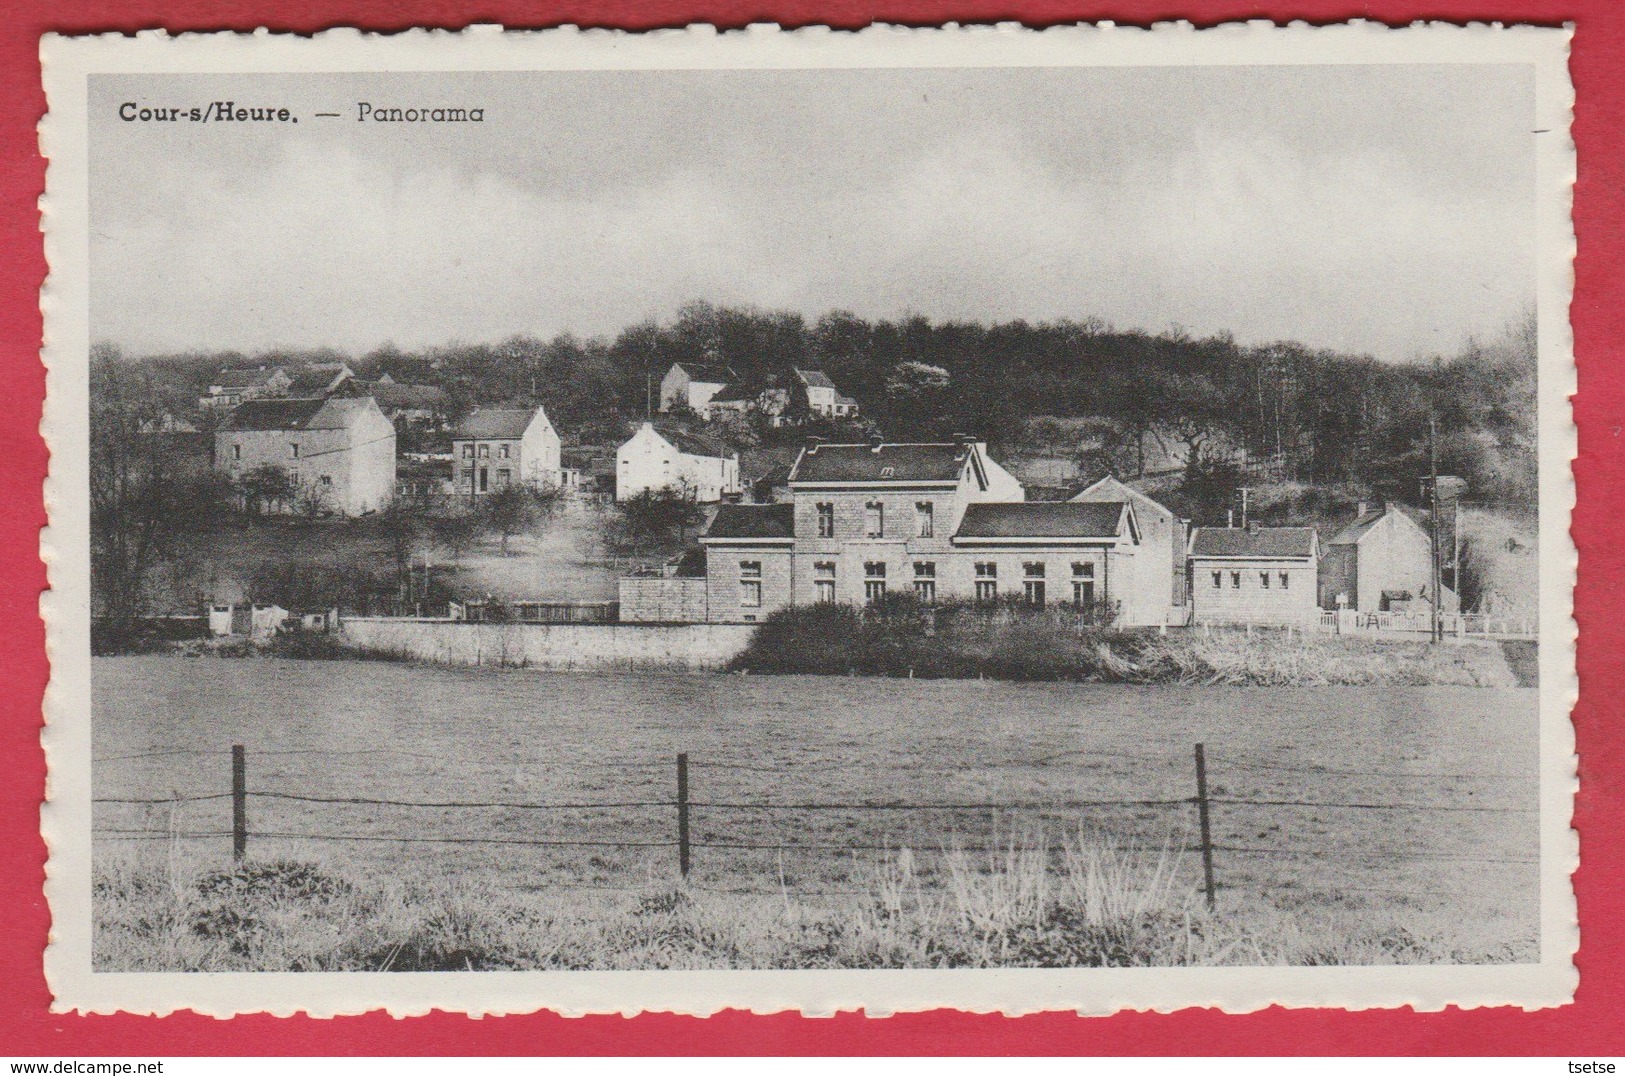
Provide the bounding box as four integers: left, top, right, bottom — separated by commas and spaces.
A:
216, 396, 396, 515
1318, 501, 1457, 614
1072, 476, 1188, 626
200, 366, 292, 410
1187, 523, 1320, 626
616, 422, 741, 502
659, 362, 737, 414
450, 406, 563, 496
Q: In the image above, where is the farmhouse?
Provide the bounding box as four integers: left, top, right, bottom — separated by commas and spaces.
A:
1071, 475, 1188, 627
200, 365, 292, 410
1318, 501, 1458, 614
1186, 523, 1319, 625
658, 362, 736, 414
450, 405, 563, 496
699, 368, 861, 425
616, 422, 741, 502
792, 368, 860, 420
621, 437, 1166, 625
216, 396, 396, 516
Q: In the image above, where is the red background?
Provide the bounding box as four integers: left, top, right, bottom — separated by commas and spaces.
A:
2, 0, 1618, 1056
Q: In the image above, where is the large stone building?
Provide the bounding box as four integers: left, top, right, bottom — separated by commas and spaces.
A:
450, 406, 563, 496
216, 396, 396, 516
646, 437, 1156, 624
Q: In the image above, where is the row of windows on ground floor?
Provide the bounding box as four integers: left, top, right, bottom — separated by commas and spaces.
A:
225, 459, 334, 487
731, 557, 1101, 608
1198, 568, 1298, 591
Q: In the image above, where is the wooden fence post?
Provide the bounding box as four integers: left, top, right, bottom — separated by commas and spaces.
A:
231, 744, 247, 863
1194, 743, 1216, 910
676, 752, 691, 879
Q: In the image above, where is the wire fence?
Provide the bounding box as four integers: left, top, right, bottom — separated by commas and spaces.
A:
92, 742, 1539, 907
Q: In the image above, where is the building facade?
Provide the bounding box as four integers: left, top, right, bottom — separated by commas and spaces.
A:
450, 406, 563, 496
658, 362, 736, 414
200, 366, 293, 410
1186, 524, 1319, 625
616, 422, 741, 502
216, 396, 396, 515
1071, 476, 1188, 627
696, 439, 1149, 624
1318, 501, 1456, 613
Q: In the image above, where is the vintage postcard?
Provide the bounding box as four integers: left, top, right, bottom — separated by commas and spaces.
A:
39, 22, 1577, 1016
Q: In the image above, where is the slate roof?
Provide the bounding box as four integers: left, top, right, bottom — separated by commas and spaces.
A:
706, 503, 795, 540
347, 379, 445, 410
1326, 502, 1428, 545
214, 367, 284, 389
1188, 526, 1317, 559
673, 362, 735, 384
452, 409, 539, 440
795, 368, 837, 389
650, 424, 731, 458
218, 398, 329, 431
955, 501, 1129, 539
707, 382, 758, 404
790, 442, 971, 484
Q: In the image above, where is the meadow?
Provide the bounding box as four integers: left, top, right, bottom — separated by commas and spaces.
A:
91, 656, 1541, 970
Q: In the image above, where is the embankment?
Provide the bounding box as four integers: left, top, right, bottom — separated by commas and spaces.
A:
337, 616, 754, 672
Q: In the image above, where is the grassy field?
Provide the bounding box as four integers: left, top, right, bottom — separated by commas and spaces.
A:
91, 656, 1540, 969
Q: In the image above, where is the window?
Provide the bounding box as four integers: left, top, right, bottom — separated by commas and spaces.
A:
915, 502, 934, 538
814, 561, 836, 603
463, 443, 474, 458
289, 443, 300, 459
1260, 572, 1271, 589
975, 562, 998, 603
817, 503, 835, 538
864, 561, 887, 603
319, 475, 332, 486
1230, 571, 1241, 589
232, 444, 242, 461
288, 468, 300, 485
499, 444, 510, 459
865, 501, 884, 539
1280, 572, 1290, 589
739, 561, 762, 608
1073, 579, 1096, 607
1211, 571, 1221, 588
1072, 562, 1095, 579
478, 444, 490, 458
913, 562, 936, 603
1023, 563, 1046, 605
880, 466, 895, 478
496, 469, 511, 487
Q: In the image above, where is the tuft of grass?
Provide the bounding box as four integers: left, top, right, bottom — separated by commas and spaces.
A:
91, 829, 1532, 972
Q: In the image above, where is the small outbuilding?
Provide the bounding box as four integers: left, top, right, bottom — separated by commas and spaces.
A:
1187, 523, 1320, 625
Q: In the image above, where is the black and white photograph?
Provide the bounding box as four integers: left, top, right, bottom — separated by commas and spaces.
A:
42, 25, 1575, 1014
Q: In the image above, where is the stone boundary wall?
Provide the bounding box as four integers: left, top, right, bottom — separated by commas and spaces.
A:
618, 577, 710, 623
339, 617, 754, 671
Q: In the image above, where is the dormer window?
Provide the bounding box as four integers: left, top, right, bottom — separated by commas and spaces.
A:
880, 466, 895, 479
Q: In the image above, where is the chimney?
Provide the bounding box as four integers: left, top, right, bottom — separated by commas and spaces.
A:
868, 431, 885, 451
1227, 508, 1235, 528
1356, 500, 1369, 517
805, 435, 824, 451
1247, 520, 1261, 534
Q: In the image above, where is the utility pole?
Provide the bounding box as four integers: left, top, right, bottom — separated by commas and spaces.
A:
1428, 414, 1443, 645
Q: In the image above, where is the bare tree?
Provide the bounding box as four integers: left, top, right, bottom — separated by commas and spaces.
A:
90, 345, 232, 646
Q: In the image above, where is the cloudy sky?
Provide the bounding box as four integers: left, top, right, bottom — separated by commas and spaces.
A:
89, 64, 1535, 362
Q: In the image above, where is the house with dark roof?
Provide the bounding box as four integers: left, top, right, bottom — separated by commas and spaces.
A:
792, 368, 859, 420
615, 422, 741, 502
658, 362, 737, 414
1186, 523, 1320, 625
200, 366, 293, 410
656, 437, 1165, 625
450, 405, 562, 496
1318, 501, 1456, 614
701, 367, 861, 426
215, 396, 395, 515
